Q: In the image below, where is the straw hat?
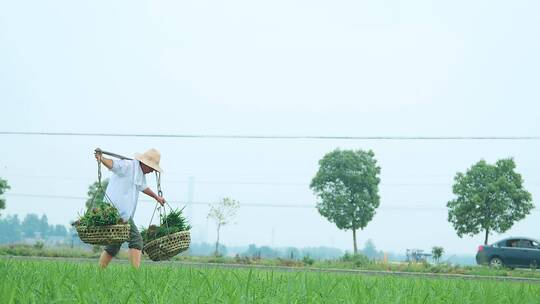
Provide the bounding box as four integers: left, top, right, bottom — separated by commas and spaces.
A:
135, 148, 163, 173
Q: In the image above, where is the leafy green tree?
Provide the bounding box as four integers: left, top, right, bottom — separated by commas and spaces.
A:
0, 177, 10, 214
207, 197, 240, 256
86, 179, 109, 208
310, 149, 381, 254
447, 158, 533, 245
432, 246, 444, 264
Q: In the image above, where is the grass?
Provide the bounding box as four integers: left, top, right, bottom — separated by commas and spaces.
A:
0, 244, 128, 260
3, 244, 540, 280
1, 258, 539, 304
172, 254, 540, 279
311, 259, 540, 279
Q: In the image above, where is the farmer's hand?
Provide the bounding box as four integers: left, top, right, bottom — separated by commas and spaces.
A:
94, 149, 102, 162
94, 149, 113, 169
156, 196, 166, 206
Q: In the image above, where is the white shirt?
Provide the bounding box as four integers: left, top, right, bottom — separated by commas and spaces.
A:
105, 159, 147, 221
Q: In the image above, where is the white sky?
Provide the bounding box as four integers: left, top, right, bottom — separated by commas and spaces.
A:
0, 0, 539, 255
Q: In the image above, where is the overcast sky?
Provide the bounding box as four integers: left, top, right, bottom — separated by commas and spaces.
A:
0, 0, 538, 255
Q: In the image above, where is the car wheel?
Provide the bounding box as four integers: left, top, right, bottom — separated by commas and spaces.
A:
489, 257, 503, 268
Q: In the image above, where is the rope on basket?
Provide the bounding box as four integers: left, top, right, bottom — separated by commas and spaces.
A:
88, 151, 115, 210
148, 172, 172, 230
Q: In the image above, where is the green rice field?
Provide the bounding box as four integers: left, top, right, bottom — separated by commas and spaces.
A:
0, 258, 538, 304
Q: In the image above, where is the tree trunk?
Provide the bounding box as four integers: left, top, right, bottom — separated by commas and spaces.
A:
484, 227, 489, 245
215, 224, 221, 256
352, 228, 358, 254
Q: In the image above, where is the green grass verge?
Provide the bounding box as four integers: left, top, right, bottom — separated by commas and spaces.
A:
1, 258, 539, 303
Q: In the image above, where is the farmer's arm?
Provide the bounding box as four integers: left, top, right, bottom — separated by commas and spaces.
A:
94, 151, 113, 169
142, 188, 165, 206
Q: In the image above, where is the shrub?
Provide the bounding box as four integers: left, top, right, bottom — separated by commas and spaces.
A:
277, 258, 303, 267
302, 255, 315, 266
33, 241, 44, 250
341, 252, 372, 267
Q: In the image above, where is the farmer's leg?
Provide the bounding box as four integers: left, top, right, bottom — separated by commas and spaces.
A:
129, 248, 142, 268
128, 218, 144, 268
101, 244, 121, 268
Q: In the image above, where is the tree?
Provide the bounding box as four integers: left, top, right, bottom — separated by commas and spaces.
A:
207, 197, 240, 256
68, 226, 82, 247
22, 214, 41, 238
0, 215, 22, 243
0, 177, 10, 215
243, 244, 279, 259
362, 239, 382, 259
285, 247, 301, 260
310, 149, 381, 254
86, 179, 109, 208
245, 244, 259, 258
187, 242, 228, 256
39, 215, 50, 238
51, 224, 68, 237
432, 246, 444, 264
447, 158, 533, 245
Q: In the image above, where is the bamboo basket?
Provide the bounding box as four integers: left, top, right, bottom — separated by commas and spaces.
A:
143, 230, 191, 261
75, 148, 131, 246
76, 224, 130, 246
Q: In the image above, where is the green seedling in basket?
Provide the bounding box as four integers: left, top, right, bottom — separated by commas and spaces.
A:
141, 208, 191, 243
73, 203, 126, 227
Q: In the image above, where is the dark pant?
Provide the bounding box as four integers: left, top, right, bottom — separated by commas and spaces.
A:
104, 218, 143, 257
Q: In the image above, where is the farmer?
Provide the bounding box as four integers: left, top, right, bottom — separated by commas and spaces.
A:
94, 148, 166, 269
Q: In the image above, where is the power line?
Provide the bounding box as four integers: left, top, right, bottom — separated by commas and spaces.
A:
5, 192, 540, 212
1, 173, 457, 187
4, 174, 539, 191
1, 131, 539, 140
5, 192, 315, 208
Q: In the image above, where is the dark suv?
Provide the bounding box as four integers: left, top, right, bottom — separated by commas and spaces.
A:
476, 237, 540, 268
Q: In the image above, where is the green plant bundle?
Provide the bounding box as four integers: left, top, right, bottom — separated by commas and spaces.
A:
73, 203, 125, 227
141, 209, 191, 243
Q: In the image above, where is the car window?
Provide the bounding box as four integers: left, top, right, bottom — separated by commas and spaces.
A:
519, 240, 534, 248
505, 239, 520, 247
